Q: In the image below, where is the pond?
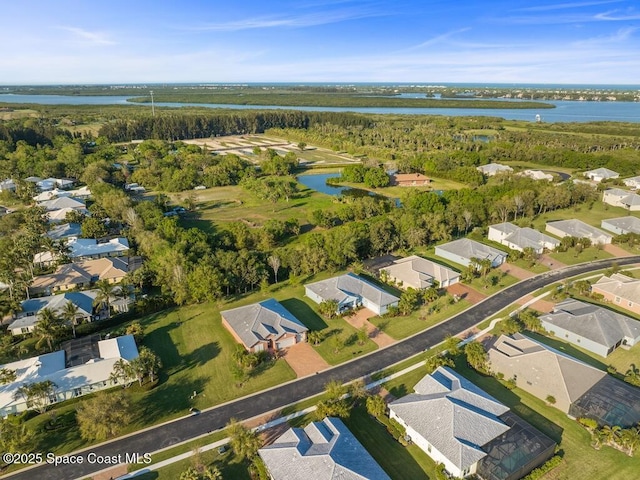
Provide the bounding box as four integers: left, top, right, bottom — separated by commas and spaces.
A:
297, 172, 400, 205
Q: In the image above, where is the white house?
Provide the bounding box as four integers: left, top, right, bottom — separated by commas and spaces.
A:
0, 179, 16, 193
539, 299, 640, 357
435, 238, 508, 269
380, 255, 460, 289
601, 216, 640, 235
34, 237, 130, 267
476, 163, 513, 177
0, 335, 138, 417
545, 219, 612, 245
488, 222, 559, 254
305, 273, 399, 315
519, 170, 554, 182
388, 367, 555, 479
602, 188, 640, 211
623, 176, 640, 190
584, 167, 619, 183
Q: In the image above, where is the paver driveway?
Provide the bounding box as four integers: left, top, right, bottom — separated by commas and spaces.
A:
343, 308, 395, 348
282, 341, 330, 377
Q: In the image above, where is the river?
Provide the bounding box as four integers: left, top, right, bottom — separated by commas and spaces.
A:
0, 93, 638, 123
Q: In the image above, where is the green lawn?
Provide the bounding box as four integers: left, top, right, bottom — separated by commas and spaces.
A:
136, 448, 251, 480
369, 298, 471, 340
548, 246, 614, 265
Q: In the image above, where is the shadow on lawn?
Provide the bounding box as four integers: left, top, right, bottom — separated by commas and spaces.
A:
280, 298, 328, 331
138, 376, 208, 422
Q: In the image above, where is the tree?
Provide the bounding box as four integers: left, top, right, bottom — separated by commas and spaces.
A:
0, 417, 34, 454
226, 418, 261, 461
443, 335, 462, 357
366, 395, 386, 419
307, 331, 322, 346
125, 321, 145, 343
110, 358, 135, 387
34, 307, 63, 352
425, 354, 454, 373
61, 300, 80, 338
518, 309, 543, 332
464, 341, 488, 373
356, 325, 369, 346
76, 390, 132, 441
624, 364, 640, 387
297, 142, 307, 151
501, 316, 522, 335
13, 380, 57, 414
0, 368, 16, 385
129, 346, 162, 385
179, 466, 221, 480
363, 167, 390, 188
318, 299, 339, 318
94, 279, 116, 318
80, 217, 108, 239
398, 288, 419, 315
267, 255, 281, 283
348, 379, 368, 405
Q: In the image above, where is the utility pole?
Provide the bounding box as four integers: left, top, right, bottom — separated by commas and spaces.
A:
150, 90, 155, 117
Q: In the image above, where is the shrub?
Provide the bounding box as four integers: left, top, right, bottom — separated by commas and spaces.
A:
521, 455, 563, 480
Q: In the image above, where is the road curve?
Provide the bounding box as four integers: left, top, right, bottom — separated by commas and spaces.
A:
4, 256, 639, 480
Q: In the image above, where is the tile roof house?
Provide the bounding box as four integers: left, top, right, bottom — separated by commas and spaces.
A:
221, 298, 308, 352
9, 290, 99, 335
584, 167, 619, 183
488, 222, 560, 254
601, 216, 640, 235
476, 163, 513, 176
258, 417, 391, 480
34, 237, 130, 267
488, 333, 640, 427
305, 273, 400, 315
29, 257, 131, 297
389, 173, 431, 186
602, 188, 640, 211
388, 367, 555, 479
380, 255, 460, 289
592, 273, 640, 316
539, 298, 640, 357
435, 238, 508, 269
545, 219, 612, 245
0, 335, 138, 417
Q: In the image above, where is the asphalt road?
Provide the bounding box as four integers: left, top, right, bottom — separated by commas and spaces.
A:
4, 256, 639, 480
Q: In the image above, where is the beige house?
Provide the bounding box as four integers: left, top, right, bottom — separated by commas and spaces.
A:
380, 255, 459, 289
29, 257, 130, 296
389, 173, 431, 186
592, 273, 640, 316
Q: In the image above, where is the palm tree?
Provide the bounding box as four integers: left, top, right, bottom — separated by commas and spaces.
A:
34, 308, 62, 352
94, 279, 116, 319
225, 419, 261, 461
624, 364, 640, 387
61, 301, 80, 338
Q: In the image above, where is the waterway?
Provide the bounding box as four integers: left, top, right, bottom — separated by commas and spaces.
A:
0, 93, 638, 123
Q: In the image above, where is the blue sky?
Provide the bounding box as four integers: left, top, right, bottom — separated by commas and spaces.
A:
1, 0, 639, 84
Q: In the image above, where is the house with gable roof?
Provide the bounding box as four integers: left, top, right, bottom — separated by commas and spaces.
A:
488, 222, 559, 254
388, 367, 555, 479
258, 417, 391, 480
435, 238, 508, 269
591, 273, 640, 316
601, 216, 640, 235
545, 219, 612, 245
584, 167, 619, 183
221, 298, 308, 352
304, 273, 399, 315
476, 163, 513, 177
380, 255, 460, 289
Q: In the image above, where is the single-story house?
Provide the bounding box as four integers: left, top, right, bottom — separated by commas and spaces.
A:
602, 188, 640, 211
435, 238, 508, 269
518, 170, 553, 182
389, 173, 431, 187
488, 333, 640, 427
623, 175, 640, 190
221, 298, 307, 352
601, 216, 640, 235
380, 255, 459, 289
34, 237, 130, 267
592, 273, 640, 316
539, 299, 640, 357
29, 257, 131, 296
259, 417, 391, 480
488, 222, 560, 254
389, 367, 555, 480
33, 189, 72, 202
67, 185, 92, 200
545, 219, 612, 245
476, 163, 513, 176
305, 273, 399, 315
46, 207, 90, 224
35, 178, 74, 192
0, 179, 16, 192
584, 167, 619, 183
38, 196, 87, 212
0, 334, 138, 417
9, 290, 99, 335
44, 222, 83, 240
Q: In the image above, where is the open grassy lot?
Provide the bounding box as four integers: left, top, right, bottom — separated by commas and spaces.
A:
369, 298, 471, 340
547, 246, 614, 265
135, 448, 251, 480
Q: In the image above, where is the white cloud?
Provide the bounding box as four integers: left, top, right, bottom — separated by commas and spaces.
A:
57, 27, 116, 46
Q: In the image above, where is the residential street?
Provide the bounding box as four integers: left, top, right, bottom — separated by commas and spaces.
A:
4, 256, 639, 480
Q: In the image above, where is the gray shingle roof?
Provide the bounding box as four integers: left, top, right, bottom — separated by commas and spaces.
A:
389, 367, 510, 471
601, 216, 640, 235
380, 256, 459, 289
436, 238, 507, 263
593, 273, 640, 304
258, 417, 391, 480
545, 219, 612, 243
491, 223, 559, 251
585, 167, 619, 179
540, 299, 640, 348
305, 273, 399, 308
221, 298, 307, 349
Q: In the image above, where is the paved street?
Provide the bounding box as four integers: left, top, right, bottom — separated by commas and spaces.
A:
4, 256, 639, 480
